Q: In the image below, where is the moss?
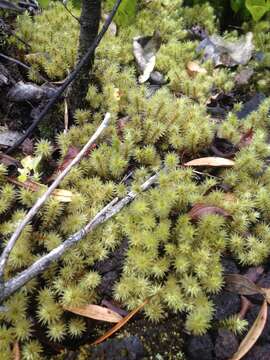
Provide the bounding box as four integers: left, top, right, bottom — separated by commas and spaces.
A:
1, 0, 270, 356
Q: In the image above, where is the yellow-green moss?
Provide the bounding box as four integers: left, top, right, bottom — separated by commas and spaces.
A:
1, 0, 270, 357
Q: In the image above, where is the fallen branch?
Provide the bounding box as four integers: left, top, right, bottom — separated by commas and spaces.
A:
0, 53, 49, 83
0, 172, 158, 302
6, 0, 122, 154
0, 113, 111, 285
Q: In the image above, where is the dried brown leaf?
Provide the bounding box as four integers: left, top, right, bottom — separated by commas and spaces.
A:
49, 145, 96, 182
6, 177, 73, 203
225, 274, 264, 296
184, 157, 235, 167
261, 288, 270, 305
21, 138, 34, 155
238, 128, 254, 148
92, 299, 149, 345
230, 300, 268, 360
186, 61, 207, 77
188, 203, 230, 220
0, 153, 20, 172
64, 304, 123, 323
244, 266, 264, 283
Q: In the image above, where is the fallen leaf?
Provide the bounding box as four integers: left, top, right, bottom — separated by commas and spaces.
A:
92, 298, 149, 345
211, 137, 237, 158
64, 304, 123, 323
238, 128, 254, 148
230, 299, 268, 360
117, 116, 130, 136
59, 146, 80, 171
244, 266, 264, 284
21, 138, 34, 155
12, 341, 20, 360
225, 274, 264, 296
114, 87, 121, 101
48, 145, 96, 182
184, 157, 235, 167
133, 31, 162, 84
0, 129, 23, 148
188, 203, 230, 221
261, 288, 270, 305
101, 299, 129, 317
197, 32, 254, 67
238, 295, 253, 319
0, 153, 20, 172
49, 188, 73, 203
186, 61, 207, 77
6, 177, 73, 202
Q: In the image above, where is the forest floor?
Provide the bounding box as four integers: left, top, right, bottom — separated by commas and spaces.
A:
1, 1, 270, 360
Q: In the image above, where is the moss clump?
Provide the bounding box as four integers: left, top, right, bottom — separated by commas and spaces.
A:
1, 0, 270, 357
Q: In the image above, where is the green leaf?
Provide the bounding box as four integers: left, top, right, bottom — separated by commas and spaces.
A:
18, 168, 29, 183
106, 0, 137, 26
38, 0, 50, 8
231, 0, 245, 12
245, 0, 270, 21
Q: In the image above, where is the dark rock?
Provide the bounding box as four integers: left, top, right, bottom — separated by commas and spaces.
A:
221, 257, 239, 275
89, 336, 145, 360
145, 84, 161, 98
244, 344, 270, 360
97, 270, 118, 298
149, 71, 166, 85
215, 329, 238, 360
237, 93, 266, 119
186, 334, 214, 360
94, 239, 128, 274
256, 270, 270, 289
95, 240, 128, 297
212, 291, 241, 321
246, 304, 270, 343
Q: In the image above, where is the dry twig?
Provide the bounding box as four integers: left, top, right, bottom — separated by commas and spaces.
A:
0, 172, 158, 302
0, 113, 111, 287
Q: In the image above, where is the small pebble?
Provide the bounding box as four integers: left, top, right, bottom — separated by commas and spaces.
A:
186, 334, 214, 360
212, 291, 240, 321
215, 329, 238, 360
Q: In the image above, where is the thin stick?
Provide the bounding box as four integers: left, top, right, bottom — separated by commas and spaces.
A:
61, 2, 81, 23
0, 53, 49, 83
6, 0, 122, 154
0, 173, 158, 302
0, 113, 111, 283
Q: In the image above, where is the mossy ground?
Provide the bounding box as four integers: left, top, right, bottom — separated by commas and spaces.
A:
1, 0, 270, 359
